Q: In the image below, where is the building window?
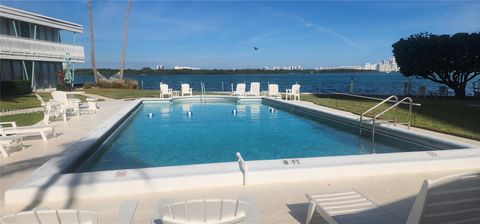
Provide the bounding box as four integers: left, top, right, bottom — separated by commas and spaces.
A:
19, 21, 30, 38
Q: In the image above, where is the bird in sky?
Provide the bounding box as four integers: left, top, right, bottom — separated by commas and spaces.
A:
253, 47, 258, 51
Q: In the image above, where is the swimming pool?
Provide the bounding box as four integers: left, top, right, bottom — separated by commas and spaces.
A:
79, 99, 442, 172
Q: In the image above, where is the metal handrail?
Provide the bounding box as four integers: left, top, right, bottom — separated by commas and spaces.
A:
359, 95, 398, 135
236, 152, 247, 185
371, 97, 413, 143
199, 82, 205, 102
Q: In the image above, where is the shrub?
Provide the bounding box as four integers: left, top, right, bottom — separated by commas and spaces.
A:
0, 80, 32, 96
82, 83, 94, 89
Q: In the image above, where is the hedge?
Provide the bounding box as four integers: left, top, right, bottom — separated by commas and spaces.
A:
0, 80, 32, 96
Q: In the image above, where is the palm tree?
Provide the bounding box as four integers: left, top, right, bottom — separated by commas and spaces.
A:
119, 0, 132, 80
88, 0, 99, 83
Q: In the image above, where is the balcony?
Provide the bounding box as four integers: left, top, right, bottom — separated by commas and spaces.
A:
0, 34, 84, 63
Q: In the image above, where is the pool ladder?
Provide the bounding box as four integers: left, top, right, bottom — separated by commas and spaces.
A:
200, 82, 206, 103
359, 95, 413, 143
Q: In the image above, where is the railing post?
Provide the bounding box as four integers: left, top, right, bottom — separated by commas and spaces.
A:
236, 152, 247, 186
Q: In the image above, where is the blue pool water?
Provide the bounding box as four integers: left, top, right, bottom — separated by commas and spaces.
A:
81, 100, 440, 172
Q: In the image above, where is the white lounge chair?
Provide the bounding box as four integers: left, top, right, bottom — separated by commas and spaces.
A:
267, 84, 281, 98
232, 83, 246, 96
0, 122, 55, 142
434, 86, 448, 99
416, 86, 426, 98
305, 189, 401, 224
406, 172, 480, 224
160, 83, 173, 98
247, 82, 260, 96
1, 201, 138, 224
305, 172, 480, 224
0, 209, 98, 224
36, 94, 66, 124
51, 91, 80, 117
181, 83, 193, 96
153, 197, 258, 224
0, 135, 25, 157
286, 84, 301, 100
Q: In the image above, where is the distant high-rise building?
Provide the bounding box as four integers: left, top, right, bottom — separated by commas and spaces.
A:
174, 66, 200, 70
155, 65, 164, 70
366, 57, 400, 73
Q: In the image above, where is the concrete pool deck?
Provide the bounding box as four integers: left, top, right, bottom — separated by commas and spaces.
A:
2, 170, 479, 223
1, 95, 479, 223
0, 98, 132, 207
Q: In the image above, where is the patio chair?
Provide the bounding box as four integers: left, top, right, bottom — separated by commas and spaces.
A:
0, 135, 25, 157
305, 172, 480, 224
267, 84, 281, 98
0, 209, 98, 224
153, 196, 258, 224
160, 83, 173, 98
0, 200, 138, 224
406, 172, 480, 224
286, 84, 301, 100
435, 86, 448, 99
305, 188, 401, 224
35, 94, 66, 124
416, 86, 426, 98
181, 83, 193, 96
51, 91, 80, 117
232, 83, 246, 96
0, 122, 55, 142
246, 82, 261, 96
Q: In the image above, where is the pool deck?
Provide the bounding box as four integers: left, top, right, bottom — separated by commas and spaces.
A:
1, 95, 479, 223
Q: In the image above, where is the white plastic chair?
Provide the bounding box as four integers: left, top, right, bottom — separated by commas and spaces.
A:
435, 86, 448, 99
416, 86, 426, 98
406, 172, 480, 224
153, 197, 258, 224
35, 93, 66, 124
285, 84, 301, 100
181, 83, 193, 96
305, 172, 480, 224
0, 122, 55, 142
305, 189, 401, 224
160, 83, 173, 98
246, 82, 260, 96
0, 135, 25, 157
51, 91, 80, 117
1, 209, 98, 224
232, 83, 246, 96
267, 84, 281, 98
1, 201, 137, 224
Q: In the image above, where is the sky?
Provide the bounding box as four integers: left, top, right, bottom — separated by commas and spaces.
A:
3, 1, 480, 69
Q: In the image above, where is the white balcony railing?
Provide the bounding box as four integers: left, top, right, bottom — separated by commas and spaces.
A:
0, 34, 84, 63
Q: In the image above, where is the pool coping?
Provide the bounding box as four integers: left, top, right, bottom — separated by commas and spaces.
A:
5, 96, 480, 206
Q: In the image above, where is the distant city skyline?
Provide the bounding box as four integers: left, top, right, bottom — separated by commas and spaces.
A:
2, 1, 479, 69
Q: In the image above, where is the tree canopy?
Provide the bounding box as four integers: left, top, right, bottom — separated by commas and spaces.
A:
392, 32, 480, 98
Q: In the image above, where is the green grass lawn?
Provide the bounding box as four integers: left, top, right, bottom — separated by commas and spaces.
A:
301, 94, 480, 140
0, 112, 44, 126
0, 93, 87, 110
85, 88, 159, 99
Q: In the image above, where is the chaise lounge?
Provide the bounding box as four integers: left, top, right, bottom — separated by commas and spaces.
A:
246, 82, 261, 96
305, 172, 480, 224
0, 122, 55, 142
232, 83, 246, 96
